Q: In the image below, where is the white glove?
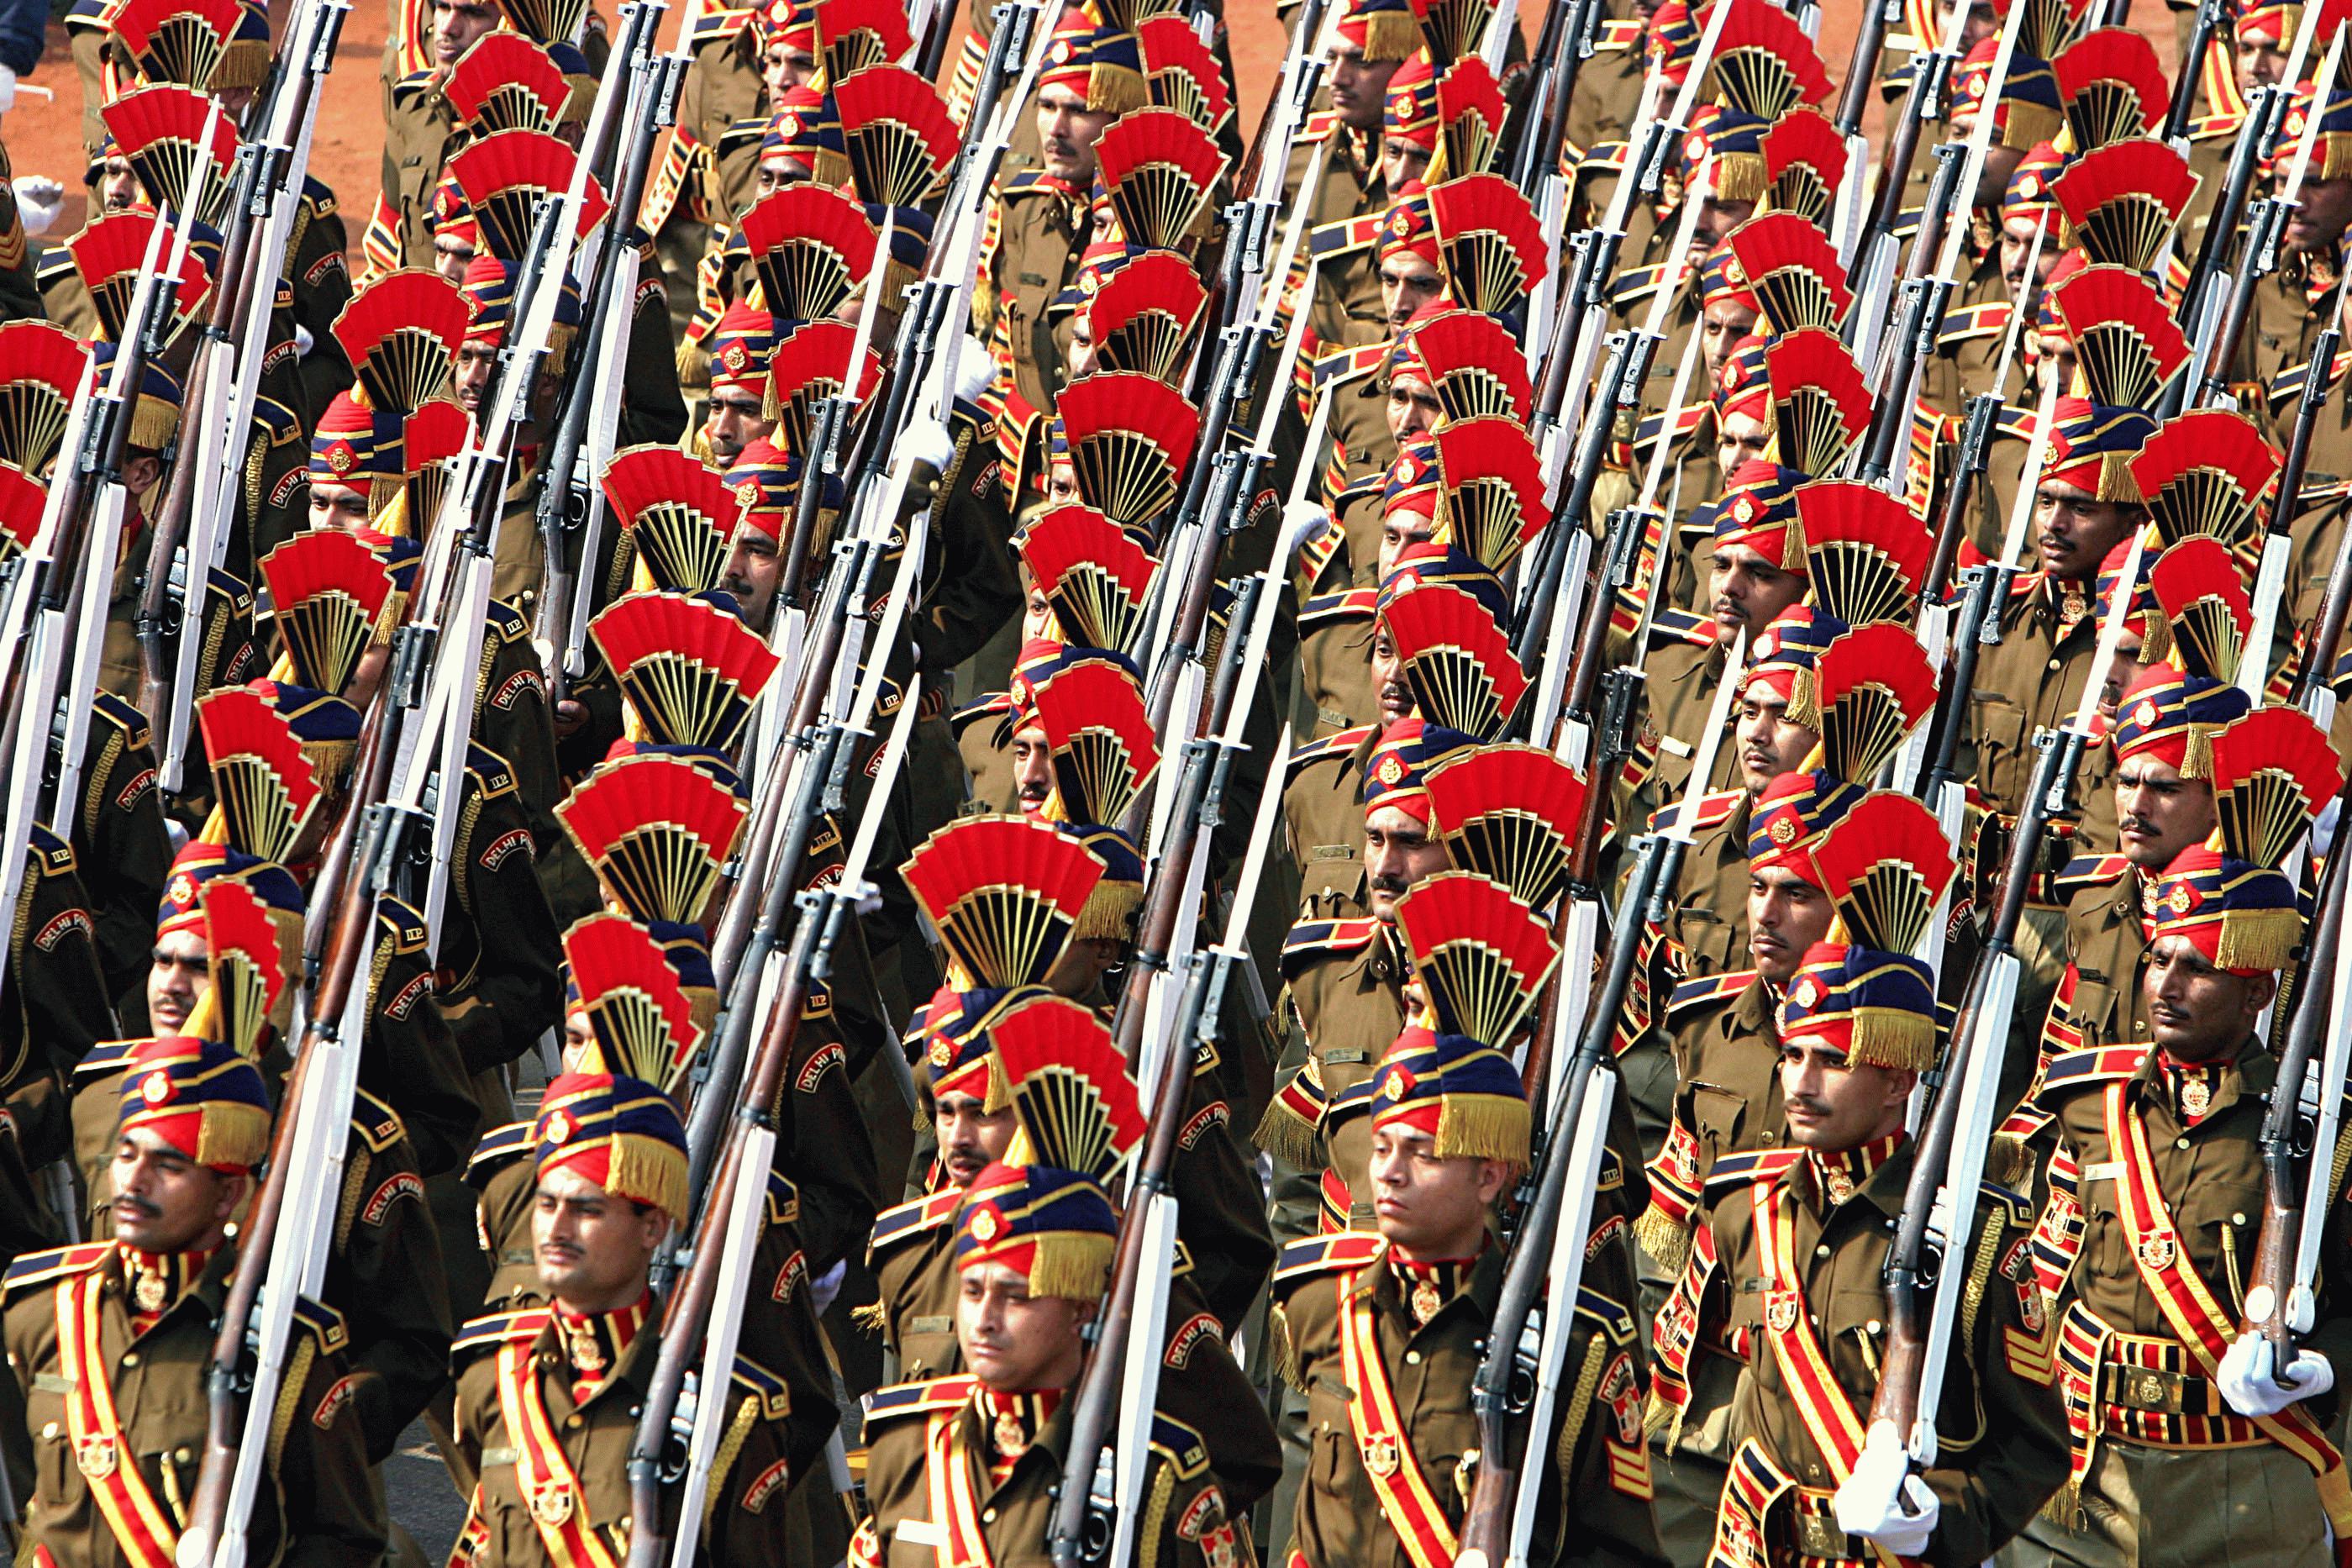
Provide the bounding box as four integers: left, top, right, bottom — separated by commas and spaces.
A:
2219, 1334, 2334, 1418
0, 66, 18, 116
1834, 1424, 1941, 1557
13, 175, 61, 237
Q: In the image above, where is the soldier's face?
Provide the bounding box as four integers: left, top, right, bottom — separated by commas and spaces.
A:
1330, 45, 1402, 133
2033, 484, 2137, 581
756, 154, 811, 200
97, 156, 139, 213
1386, 373, 1442, 443
2001, 216, 2057, 305
2287, 175, 2352, 255
532, 1165, 666, 1313
704, 387, 775, 467
2144, 934, 2274, 1062
1013, 723, 1055, 810
2033, 331, 2076, 400
1690, 194, 1755, 258
147, 929, 208, 1034
1707, 540, 1802, 636
1698, 298, 1757, 379
1021, 574, 1056, 643
1364, 803, 1447, 920
1959, 126, 2023, 212
433, 230, 477, 285
1036, 82, 1113, 185
1045, 937, 1123, 999
2114, 755, 2217, 871
1376, 506, 1434, 581
1371, 623, 1413, 723
721, 524, 783, 634
1066, 313, 1097, 380
1047, 459, 1082, 507
958, 1260, 1091, 1391
1716, 410, 1769, 477
934, 1090, 1019, 1187
454, 339, 497, 413
1380, 134, 1431, 192
1778, 1037, 1913, 1154
764, 39, 817, 98
1734, 691, 1816, 796
112, 1128, 246, 1254
431, 0, 500, 66
561, 1008, 594, 1071
2237, 34, 2291, 94
1379, 251, 1444, 331
308, 479, 372, 532
1365, 1125, 1508, 1258
1747, 864, 1832, 984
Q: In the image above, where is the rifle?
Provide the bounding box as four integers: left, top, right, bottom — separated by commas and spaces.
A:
1829, 0, 1899, 261
1454, 635, 1746, 1568
1844, 0, 1981, 365
2244, 266, 2352, 693
534, 0, 677, 707
2164, 0, 2229, 150
2183, 12, 2344, 413
1501, 0, 1604, 196
1855, 524, 2147, 1504
1049, 502, 1318, 1568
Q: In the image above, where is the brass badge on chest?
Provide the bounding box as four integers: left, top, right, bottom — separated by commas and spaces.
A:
2136, 1232, 2176, 1271
134, 1271, 167, 1313
1410, 1277, 1444, 1326
530, 1479, 576, 1525
1765, 1292, 1799, 1334
992, 1408, 1029, 1460
1364, 1433, 1401, 1478
2178, 1077, 2211, 1121
76, 1434, 118, 1480
567, 1325, 605, 1374
1823, 1168, 1855, 1207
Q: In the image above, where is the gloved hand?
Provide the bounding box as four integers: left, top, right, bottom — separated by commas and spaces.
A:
1834, 1424, 1940, 1557
2219, 1334, 2334, 1418
13, 175, 61, 237
0, 66, 18, 116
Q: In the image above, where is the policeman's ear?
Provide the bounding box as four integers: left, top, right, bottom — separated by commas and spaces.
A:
213, 1169, 251, 1225
2242, 971, 2279, 1028
1474, 1158, 1512, 1208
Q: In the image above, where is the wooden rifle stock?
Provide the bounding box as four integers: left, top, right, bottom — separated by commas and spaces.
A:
1834, 0, 1893, 137
2163, 0, 2228, 144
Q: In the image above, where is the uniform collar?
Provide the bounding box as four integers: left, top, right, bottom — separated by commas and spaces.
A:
115, 1244, 218, 1329
2131, 1035, 2270, 1127
1384, 1247, 1483, 1327
1797, 1131, 1907, 1211
551, 1294, 653, 1402
971, 1386, 1065, 1469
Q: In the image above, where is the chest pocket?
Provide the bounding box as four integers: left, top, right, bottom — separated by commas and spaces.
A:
1297, 855, 1366, 920
1688, 1084, 1752, 1165
1304, 1374, 1358, 1499
1674, 910, 1739, 978
1967, 692, 2033, 810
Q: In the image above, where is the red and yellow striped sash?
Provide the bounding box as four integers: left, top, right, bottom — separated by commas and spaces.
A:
1338, 1269, 1458, 1568
496, 1341, 623, 1568
924, 1405, 997, 1568
2103, 1082, 2352, 1533
55, 1272, 179, 1568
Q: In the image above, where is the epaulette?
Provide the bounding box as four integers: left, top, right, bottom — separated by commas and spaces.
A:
1308, 211, 1386, 260
463, 1121, 535, 1187
1667, 968, 1755, 1017
766, 1169, 799, 1226
454, 1308, 553, 1359
300, 176, 337, 216
1607, 260, 1672, 310
1648, 606, 1718, 650
374, 895, 430, 955
2, 1242, 110, 1300
1312, 340, 1388, 389
1148, 1413, 1212, 1480
485, 599, 529, 640
2188, 108, 2244, 142
1284, 723, 1374, 783
35, 250, 74, 292
391, 70, 435, 110
1000, 169, 1066, 197
1646, 788, 1741, 835
90, 692, 150, 749
72, 1037, 146, 1082
1576, 139, 1631, 180
291, 1297, 350, 1354
464, 740, 518, 799
1994, 403, 2038, 443
1937, 300, 2011, 349
717, 115, 769, 157
1702, 1147, 1806, 1193
1280, 918, 1379, 980
350, 1089, 407, 1154
863, 1375, 978, 1427
2052, 852, 2132, 898
1632, 401, 1707, 459
2034, 1044, 2149, 1108
29, 824, 74, 873
1272, 1231, 1386, 1284
1596, 15, 1641, 46
1571, 1283, 1638, 1341
729, 1355, 792, 1418
61, 0, 112, 34
868, 1187, 961, 1256
1979, 1177, 2037, 1226
950, 692, 1013, 740
1298, 587, 1378, 632
1302, 108, 1339, 139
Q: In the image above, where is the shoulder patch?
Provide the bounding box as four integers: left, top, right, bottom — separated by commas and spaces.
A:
2035, 1044, 2150, 1108
454, 1308, 553, 1359
729, 1355, 792, 1418
1311, 340, 1388, 389
3, 1242, 110, 1299
1148, 1413, 1211, 1480
1702, 1148, 1806, 1192
1280, 918, 1379, 979
2054, 853, 2132, 897
291, 1297, 350, 1354
1298, 587, 1379, 631
863, 1375, 978, 1425
349, 1089, 407, 1152
765, 1169, 799, 1226
1284, 723, 1376, 783
1649, 788, 1741, 834
950, 692, 1014, 740
1648, 606, 1718, 650
72, 1037, 145, 1082
374, 895, 430, 955
89, 692, 150, 748
1272, 1231, 1386, 1284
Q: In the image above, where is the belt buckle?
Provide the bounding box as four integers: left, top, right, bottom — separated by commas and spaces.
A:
1792, 1507, 1850, 1560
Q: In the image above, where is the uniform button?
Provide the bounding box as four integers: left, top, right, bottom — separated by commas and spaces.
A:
39, 1423, 56, 1441
2113, 902, 2130, 916
2176, 1137, 2191, 1150
1865, 1320, 1882, 1335
173, 1448, 192, 1464
1405, 1350, 1422, 1365
2047, 659, 2060, 671
1759, 1132, 1776, 1146
566, 1416, 582, 1430
982, 1508, 997, 1524
541, 1354, 560, 1367
121, 1352, 140, 1368
1814, 1244, 1830, 1259
2232, 1213, 2247, 1225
